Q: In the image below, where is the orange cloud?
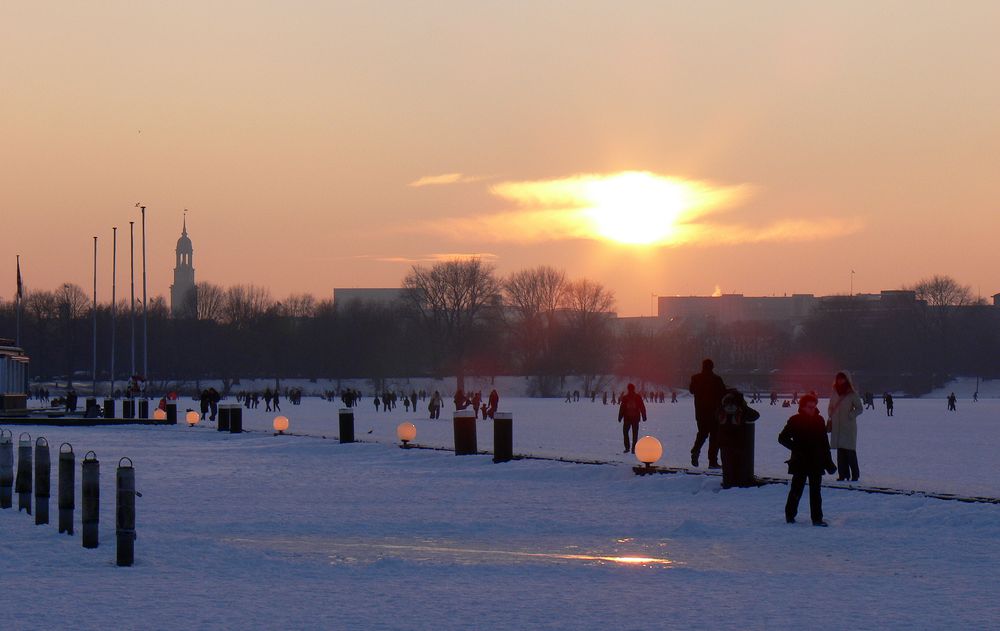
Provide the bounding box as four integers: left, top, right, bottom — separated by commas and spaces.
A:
408, 173, 491, 187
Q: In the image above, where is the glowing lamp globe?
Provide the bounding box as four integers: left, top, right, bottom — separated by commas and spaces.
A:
634, 436, 663, 467
186, 410, 201, 426
152, 408, 167, 421
396, 422, 417, 446
273, 416, 289, 434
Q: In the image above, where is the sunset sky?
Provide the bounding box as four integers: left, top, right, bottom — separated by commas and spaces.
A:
3, 1, 999, 315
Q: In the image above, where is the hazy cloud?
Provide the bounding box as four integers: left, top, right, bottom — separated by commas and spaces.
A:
408, 173, 491, 187
413, 170, 863, 247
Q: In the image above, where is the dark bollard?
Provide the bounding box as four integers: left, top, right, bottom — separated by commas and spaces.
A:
0, 429, 12, 509
82, 451, 100, 549
34, 437, 50, 525
15, 432, 32, 513
721, 420, 757, 488
103, 398, 116, 419
229, 406, 243, 433
493, 412, 513, 463
165, 402, 177, 424
85, 397, 99, 418
122, 399, 135, 419
338, 408, 355, 443
137, 399, 149, 419
58, 443, 75, 534
453, 410, 477, 455
116, 457, 136, 567
218, 405, 231, 432
738, 421, 756, 487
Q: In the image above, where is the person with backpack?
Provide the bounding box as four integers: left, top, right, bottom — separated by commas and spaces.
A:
617, 383, 647, 454
778, 393, 837, 526
689, 358, 727, 468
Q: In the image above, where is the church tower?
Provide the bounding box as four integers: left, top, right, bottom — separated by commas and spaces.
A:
170, 213, 197, 318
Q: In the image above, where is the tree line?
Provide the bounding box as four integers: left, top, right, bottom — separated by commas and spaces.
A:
1, 266, 997, 395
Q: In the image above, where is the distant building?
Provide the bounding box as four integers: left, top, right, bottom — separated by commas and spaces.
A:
170, 215, 197, 318
333, 288, 415, 309
658, 293, 818, 325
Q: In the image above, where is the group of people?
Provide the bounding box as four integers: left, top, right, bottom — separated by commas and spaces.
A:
236, 388, 282, 412
452, 388, 500, 420
624, 358, 868, 527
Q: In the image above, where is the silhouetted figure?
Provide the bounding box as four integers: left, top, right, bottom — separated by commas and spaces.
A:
973, 391, 979, 403
472, 392, 482, 418
602, 392, 608, 405
718, 389, 760, 488
410, 391, 418, 412
374, 397, 380, 412
429, 391, 442, 419
454, 389, 467, 411
778, 393, 837, 526
828, 371, 863, 482
200, 389, 211, 420
617, 383, 647, 454
947, 392, 957, 412
487, 389, 499, 419
884, 392, 894, 417
689, 359, 726, 468
770, 392, 778, 406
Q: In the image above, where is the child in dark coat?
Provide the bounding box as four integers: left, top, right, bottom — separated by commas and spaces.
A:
778, 393, 837, 526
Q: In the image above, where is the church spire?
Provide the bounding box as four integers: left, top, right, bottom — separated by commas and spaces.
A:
182, 209, 188, 237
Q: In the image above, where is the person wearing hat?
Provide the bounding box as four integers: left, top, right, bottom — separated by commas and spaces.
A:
778, 393, 837, 526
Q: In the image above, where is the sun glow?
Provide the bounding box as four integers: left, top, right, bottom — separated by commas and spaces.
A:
489, 171, 745, 247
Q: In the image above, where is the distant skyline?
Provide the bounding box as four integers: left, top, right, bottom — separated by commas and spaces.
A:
3, 2, 999, 315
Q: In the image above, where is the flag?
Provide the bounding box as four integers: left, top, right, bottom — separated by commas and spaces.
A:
16, 255, 23, 301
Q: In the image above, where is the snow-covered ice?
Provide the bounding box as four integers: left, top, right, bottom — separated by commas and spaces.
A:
1, 397, 998, 630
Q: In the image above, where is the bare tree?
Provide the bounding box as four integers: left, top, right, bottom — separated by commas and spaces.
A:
223, 284, 274, 327
403, 258, 501, 388
908, 275, 983, 307
55, 283, 89, 318
561, 278, 616, 390
196, 282, 226, 321
280, 293, 318, 318
24, 290, 60, 320
562, 278, 616, 327
503, 266, 567, 384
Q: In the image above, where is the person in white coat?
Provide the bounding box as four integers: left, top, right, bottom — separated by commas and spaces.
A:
828, 371, 864, 481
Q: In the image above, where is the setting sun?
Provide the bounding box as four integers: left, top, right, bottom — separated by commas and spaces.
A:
487, 171, 748, 248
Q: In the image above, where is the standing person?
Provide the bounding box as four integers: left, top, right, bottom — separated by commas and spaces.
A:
778, 393, 837, 526
199, 389, 210, 420
947, 392, 957, 411
487, 389, 499, 419
374, 396, 380, 412
828, 371, 864, 482
689, 359, 727, 468
272, 390, 281, 412
429, 391, 442, 419
617, 383, 647, 454
885, 393, 894, 417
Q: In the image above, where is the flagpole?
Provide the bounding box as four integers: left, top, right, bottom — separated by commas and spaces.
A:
15, 255, 22, 347
92, 236, 98, 397
110, 226, 117, 398
139, 203, 148, 389
129, 221, 136, 380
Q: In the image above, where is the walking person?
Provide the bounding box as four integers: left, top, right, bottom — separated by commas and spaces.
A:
884, 392, 894, 417
778, 393, 837, 526
617, 383, 647, 454
947, 392, 957, 412
689, 358, 727, 468
828, 371, 864, 482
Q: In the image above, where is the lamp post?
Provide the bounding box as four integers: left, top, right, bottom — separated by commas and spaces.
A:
152, 408, 167, 421
633, 436, 663, 475
129, 221, 135, 382
396, 422, 416, 448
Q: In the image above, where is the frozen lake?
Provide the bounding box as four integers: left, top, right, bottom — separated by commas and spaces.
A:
1, 396, 998, 629
190, 394, 1000, 498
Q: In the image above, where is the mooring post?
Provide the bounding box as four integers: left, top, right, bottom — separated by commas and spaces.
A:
453, 410, 477, 455
116, 457, 136, 567
493, 412, 513, 463
218, 405, 231, 432
34, 437, 50, 525
229, 405, 243, 433
0, 429, 12, 509
15, 432, 32, 514
338, 408, 355, 443
58, 443, 75, 534
82, 451, 100, 549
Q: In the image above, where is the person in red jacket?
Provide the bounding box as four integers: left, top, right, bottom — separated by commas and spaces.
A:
778, 393, 838, 526
617, 383, 648, 454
